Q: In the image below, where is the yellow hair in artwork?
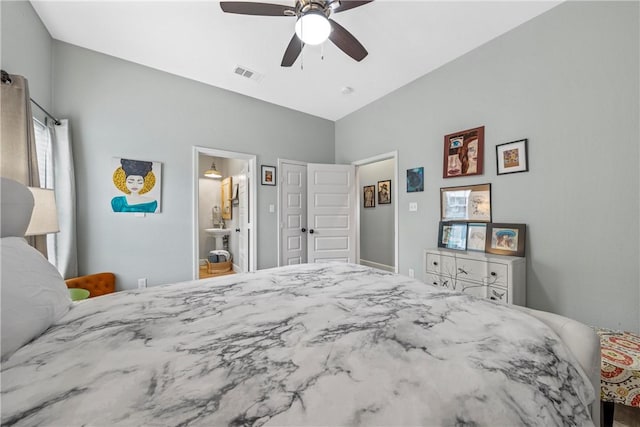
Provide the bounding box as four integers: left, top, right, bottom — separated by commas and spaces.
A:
112, 167, 156, 195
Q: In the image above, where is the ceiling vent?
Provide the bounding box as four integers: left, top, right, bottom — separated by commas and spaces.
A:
233, 65, 263, 83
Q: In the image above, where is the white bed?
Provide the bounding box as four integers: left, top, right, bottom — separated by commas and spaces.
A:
0, 178, 600, 426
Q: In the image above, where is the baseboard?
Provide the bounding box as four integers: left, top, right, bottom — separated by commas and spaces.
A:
360, 259, 395, 272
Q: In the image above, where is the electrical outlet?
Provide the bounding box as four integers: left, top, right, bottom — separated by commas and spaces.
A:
409, 202, 418, 212
138, 278, 147, 289
269, 204, 275, 213
408, 268, 415, 278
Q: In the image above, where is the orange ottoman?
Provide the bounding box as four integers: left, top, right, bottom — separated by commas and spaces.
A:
65, 272, 116, 298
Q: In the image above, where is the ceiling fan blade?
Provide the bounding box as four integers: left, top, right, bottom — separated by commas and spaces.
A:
281, 34, 304, 67
332, 1, 373, 14
220, 2, 295, 16
328, 19, 368, 62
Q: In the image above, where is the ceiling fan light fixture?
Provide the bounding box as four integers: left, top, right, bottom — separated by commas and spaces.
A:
295, 12, 331, 45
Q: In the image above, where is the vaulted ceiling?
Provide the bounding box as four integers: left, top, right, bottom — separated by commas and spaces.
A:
31, 1, 560, 120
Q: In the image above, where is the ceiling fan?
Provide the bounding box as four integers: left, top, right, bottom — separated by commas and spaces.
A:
220, 0, 372, 67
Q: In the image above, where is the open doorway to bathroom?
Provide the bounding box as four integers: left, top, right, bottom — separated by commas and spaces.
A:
192, 146, 257, 280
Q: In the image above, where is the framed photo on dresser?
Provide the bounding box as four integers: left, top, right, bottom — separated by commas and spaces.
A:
438, 222, 468, 251
466, 223, 487, 252
440, 183, 491, 222
485, 223, 526, 257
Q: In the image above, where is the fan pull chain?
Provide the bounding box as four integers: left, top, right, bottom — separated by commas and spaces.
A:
321, 43, 324, 61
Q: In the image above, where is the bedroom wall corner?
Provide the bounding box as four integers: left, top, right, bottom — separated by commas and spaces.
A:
335, 1, 640, 332
50, 41, 335, 289
0, 0, 53, 123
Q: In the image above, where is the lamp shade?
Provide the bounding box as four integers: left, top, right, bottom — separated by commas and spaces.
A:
25, 187, 59, 236
204, 162, 222, 179
295, 12, 331, 45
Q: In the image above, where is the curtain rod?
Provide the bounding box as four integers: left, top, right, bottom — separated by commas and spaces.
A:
1, 69, 61, 126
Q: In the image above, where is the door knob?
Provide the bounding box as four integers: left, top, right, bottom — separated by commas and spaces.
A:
301, 228, 307, 232
235, 228, 240, 232
309, 229, 314, 234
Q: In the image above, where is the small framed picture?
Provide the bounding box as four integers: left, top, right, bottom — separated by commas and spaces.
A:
443, 126, 485, 178
496, 139, 528, 175
485, 223, 526, 257
378, 180, 391, 204
261, 165, 276, 186
438, 221, 468, 251
406, 167, 424, 192
466, 223, 487, 252
363, 185, 375, 208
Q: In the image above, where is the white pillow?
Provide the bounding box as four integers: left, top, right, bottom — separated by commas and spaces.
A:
1, 236, 71, 360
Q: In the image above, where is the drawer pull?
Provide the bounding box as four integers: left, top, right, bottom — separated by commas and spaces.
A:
433, 282, 437, 285
490, 296, 497, 300
433, 262, 438, 266
490, 272, 497, 276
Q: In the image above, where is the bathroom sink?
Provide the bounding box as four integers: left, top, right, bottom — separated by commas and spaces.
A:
205, 228, 231, 236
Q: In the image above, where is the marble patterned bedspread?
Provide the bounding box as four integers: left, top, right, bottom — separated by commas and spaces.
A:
1, 263, 594, 426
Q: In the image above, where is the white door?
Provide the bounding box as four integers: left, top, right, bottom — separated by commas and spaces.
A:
238, 168, 249, 272
307, 163, 356, 263
280, 162, 307, 265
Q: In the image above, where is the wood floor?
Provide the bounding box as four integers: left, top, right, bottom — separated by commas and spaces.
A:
614, 404, 640, 427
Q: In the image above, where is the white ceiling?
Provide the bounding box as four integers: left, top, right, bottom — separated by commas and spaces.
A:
31, 1, 560, 121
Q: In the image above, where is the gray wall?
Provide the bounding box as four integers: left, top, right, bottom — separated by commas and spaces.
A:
197, 155, 223, 260
51, 42, 334, 289
1, 1, 53, 123
336, 1, 640, 332
359, 159, 394, 268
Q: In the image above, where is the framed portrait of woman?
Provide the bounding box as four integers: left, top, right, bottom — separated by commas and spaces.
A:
443, 126, 485, 178
111, 157, 162, 213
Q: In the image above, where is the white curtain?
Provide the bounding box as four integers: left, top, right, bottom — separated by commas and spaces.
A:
49, 119, 78, 279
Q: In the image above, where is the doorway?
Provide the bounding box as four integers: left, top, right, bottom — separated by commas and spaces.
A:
353, 151, 398, 273
192, 146, 257, 279
277, 160, 357, 265
277, 152, 397, 272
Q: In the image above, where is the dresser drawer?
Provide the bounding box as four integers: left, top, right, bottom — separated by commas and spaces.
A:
425, 253, 441, 274
486, 262, 508, 286
453, 257, 488, 283
425, 253, 457, 275
488, 286, 509, 303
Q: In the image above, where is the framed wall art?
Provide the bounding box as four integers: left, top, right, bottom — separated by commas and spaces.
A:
406, 167, 424, 192
440, 183, 491, 222
378, 180, 391, 204
221, 177, 232, 220
496, 139, 528, 175
111, 157, 162, 213
443, 126, 484, 178
466, 223, 487, 252
485, 223, 526, 257
363, 185, 375, 208
438, 221, 468, 251
261, 165, 276, 186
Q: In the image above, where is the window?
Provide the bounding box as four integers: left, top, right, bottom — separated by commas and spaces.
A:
33, 118, 57, 263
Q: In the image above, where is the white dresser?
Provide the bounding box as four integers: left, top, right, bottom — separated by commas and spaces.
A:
423, 248, 526, 305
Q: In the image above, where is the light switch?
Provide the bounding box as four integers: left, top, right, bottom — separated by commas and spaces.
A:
269, 204, 275, 213
409, 202, 418, 212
